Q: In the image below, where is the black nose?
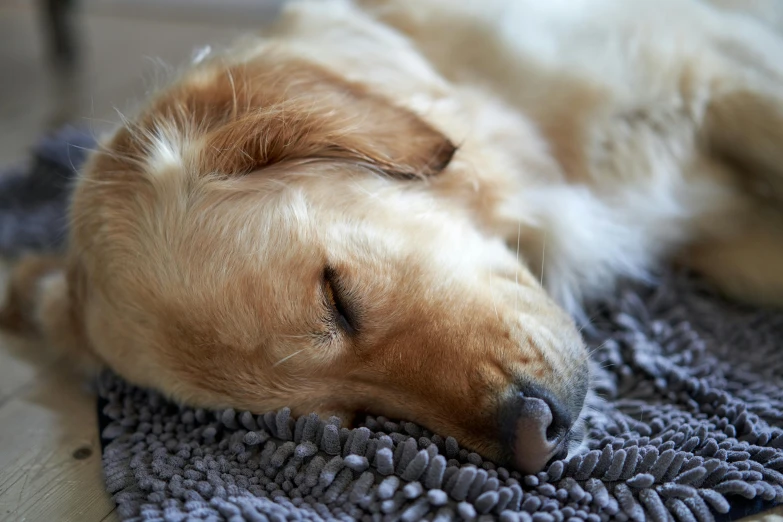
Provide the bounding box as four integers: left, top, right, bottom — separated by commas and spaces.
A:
499, 384, 573, 474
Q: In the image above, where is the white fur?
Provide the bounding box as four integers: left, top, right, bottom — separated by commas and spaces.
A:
146, 129, 182, 174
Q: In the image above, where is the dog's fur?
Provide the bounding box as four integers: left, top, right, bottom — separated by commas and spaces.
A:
4, 0, 783, 471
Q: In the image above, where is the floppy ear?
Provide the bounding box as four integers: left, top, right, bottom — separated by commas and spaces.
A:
0, 255, 100, 376
703, 88, 783, 201
140, 55, 457, 180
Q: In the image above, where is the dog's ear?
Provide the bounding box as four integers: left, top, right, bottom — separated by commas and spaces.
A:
703, 88, 783, 201
0, 255, 100, 376
121, 56, 457, 181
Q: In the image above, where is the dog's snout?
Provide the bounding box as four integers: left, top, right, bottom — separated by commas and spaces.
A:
500, 384, 573, 475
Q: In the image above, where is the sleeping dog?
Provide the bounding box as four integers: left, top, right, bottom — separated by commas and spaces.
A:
3, 0, 783, 474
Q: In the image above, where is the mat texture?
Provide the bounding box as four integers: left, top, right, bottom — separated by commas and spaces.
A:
6, 128, 783, 522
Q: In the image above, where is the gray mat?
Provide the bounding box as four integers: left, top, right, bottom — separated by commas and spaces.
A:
97, 271, 783, 522
5, 128, 783, 521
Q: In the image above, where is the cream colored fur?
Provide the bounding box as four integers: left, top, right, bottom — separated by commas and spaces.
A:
355, 0, 783, 314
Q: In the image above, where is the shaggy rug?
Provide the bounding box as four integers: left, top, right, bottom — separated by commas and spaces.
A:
4, 127, 783, 522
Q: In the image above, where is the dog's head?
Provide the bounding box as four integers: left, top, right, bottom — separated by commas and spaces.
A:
51, 51, 590, 473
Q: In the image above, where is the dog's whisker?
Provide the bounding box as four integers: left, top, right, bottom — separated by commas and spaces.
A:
279, 333, 317, 340
79, 115, 121, 127
540, 234, 546, 287
74, 177, 124, 187
515, 219, 521, 316
66, 143, 98, 154
112, 106, 133, 129
349, 181, 383, 201
488, 267, 501, 321
272, 348, 307, 367
581, 340, 609, 363
560, 340, 609, 378
576, 313, 600, 335
226, 67, 239, 119
585, 343, 605, 358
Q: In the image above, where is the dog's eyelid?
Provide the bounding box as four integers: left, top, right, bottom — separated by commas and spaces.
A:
323, 266, 358, 335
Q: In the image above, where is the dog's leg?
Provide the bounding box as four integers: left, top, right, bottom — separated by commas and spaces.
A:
680, 210, 783, 307
688, 82, 783, 306
0, 254, 100, 374
704, 87, 783, 204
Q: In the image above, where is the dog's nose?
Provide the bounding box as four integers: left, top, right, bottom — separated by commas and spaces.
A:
500, 384, 573, 474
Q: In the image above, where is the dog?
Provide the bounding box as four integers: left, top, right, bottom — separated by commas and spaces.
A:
3, 0, 783, 474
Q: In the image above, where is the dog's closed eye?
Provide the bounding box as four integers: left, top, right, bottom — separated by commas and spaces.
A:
323, 267, 357, 335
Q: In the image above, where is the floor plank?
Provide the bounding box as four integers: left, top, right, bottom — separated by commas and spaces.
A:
745, 506, 783, 521
0, 337, 58, 409
0, 350, 115, 522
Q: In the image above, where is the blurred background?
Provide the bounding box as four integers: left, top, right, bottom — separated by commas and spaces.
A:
0, 0, 285, 166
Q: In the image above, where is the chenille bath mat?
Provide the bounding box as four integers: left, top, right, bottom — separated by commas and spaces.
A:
7, 128, 783, 521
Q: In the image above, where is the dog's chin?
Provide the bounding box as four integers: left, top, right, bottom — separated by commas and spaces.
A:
563, 416, 590, 459
561, 387, 603, 463
341, 391, 591, 474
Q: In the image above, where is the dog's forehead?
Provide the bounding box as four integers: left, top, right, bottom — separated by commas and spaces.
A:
244, 174, 526, 283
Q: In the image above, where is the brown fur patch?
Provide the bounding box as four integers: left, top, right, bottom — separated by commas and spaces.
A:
0, 255, 62, 333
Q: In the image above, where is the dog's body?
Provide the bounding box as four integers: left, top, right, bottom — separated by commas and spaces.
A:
360, 0, 783, 313
4, 0, 783, 473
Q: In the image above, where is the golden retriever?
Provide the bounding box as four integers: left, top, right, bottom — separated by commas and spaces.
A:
3, 0, 783, 474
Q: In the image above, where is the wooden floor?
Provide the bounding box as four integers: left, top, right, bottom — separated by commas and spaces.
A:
0, 1, 781, 521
